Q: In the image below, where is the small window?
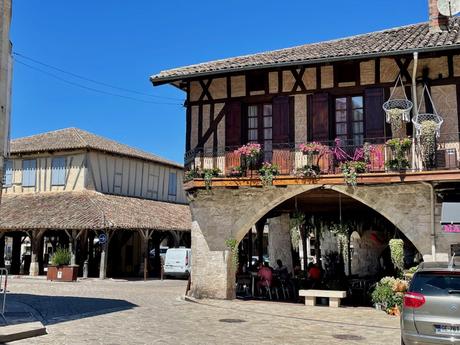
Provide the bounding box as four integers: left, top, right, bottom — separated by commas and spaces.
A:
3, 159, 13, 187
336, 62, 358, 84
51, 157, 66, 186
22, 159, 36, 187
247, 71, 267, 92
168, 172, 177, 196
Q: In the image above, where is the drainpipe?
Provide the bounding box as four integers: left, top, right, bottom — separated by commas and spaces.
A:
411, 51, 419, 170
421, 181, 436, 261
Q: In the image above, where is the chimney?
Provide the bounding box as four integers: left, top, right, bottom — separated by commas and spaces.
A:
429, 0, 449, 32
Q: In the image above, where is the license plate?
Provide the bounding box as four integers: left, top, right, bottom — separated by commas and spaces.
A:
435, 325, 460, 335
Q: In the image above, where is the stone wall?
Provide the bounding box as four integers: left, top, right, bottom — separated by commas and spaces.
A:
268, 214, 293, 274
188, 182, 450, 299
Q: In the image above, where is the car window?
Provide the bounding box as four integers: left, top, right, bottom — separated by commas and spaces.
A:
410, 272, 460, 296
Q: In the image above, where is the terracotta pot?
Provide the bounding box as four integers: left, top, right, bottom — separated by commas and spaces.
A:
47, 265, 79, 282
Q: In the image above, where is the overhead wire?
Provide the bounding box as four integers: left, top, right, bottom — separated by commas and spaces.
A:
14, 57, 184, 106
13, 52, 183, 101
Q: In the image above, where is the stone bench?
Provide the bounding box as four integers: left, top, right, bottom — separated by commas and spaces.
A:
299, 289, 347, 308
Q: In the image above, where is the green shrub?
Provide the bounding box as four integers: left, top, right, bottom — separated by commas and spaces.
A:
51, 247, 71, 266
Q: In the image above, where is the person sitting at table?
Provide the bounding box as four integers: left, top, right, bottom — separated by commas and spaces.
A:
275, 259, 289, 280
257, 262, 273, 291
307, 263, 321, 287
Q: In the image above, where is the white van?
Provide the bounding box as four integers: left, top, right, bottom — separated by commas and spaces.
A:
164, 248, 191, 278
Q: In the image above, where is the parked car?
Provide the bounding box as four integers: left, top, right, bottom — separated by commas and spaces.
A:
163, 248, 191, 278
401, 259, 460, 345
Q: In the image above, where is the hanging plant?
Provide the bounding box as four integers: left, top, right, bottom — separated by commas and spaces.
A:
387, 108, 404, 136
382, 75, 413, 124
258, 162, 279, 186
389, 239, 404, 274
419, 120, 438, 168
225, 238, 239, 269
340, 161, 366, 187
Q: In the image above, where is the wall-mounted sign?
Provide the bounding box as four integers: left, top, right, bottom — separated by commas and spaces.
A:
443, 224, 460, 233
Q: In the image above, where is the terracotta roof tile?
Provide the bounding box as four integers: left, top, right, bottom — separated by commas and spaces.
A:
0, 191, 191, 231
10, 128, 183, 169
151, 18, 460, 83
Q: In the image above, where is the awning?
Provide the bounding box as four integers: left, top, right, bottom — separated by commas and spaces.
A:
440, 203, 460, 225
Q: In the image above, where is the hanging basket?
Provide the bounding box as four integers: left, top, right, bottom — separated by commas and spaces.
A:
383, 75, 413, 123
412, 84, 444, 138
412, 113, 444, 138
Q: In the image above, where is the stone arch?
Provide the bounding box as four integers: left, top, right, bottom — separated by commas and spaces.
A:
229, 183, 431, 256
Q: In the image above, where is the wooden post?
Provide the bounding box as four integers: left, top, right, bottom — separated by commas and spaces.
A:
0, 233, 5, 268
256, 219, 265, 263
29, 229, 46, 276
11, 233, 21, 274
247, 228, 253, 267
138, 229, 153, 281
99, 231, 111, 280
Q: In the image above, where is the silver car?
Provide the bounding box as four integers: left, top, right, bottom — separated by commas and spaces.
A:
401, 260, 460, 344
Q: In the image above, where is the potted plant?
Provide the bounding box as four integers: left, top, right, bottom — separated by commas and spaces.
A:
385, 137, 412, 172
47, 247, 78, 282
234, 143, 262, 174
258, 162, 279, 186
227, 166, 243, 178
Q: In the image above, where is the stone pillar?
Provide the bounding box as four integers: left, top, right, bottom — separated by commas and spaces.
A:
268, 214, 293, 274
190, 221, 234, 299
11, 233, 21, 275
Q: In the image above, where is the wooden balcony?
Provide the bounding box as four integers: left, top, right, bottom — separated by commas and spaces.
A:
184, 134, 460, 190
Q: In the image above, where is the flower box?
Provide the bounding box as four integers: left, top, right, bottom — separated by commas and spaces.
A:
47, 265, 79, 282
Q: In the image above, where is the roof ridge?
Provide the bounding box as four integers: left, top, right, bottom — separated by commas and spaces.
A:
71, 127, 90, 149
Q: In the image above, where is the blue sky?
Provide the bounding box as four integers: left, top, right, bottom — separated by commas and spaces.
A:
11, 0, 426, 163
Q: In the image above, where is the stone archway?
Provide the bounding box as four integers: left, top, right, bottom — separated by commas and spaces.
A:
189, 182, 433, 299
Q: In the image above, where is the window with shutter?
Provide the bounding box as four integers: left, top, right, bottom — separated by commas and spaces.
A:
51, 157, 66, 186
308, 93, 330, 142
225, 101, 242, 147
22, 159, 36, 187
334, 96, 364, 146
168, 172, 177, 196
364, 88, 385, 139
3, 159, 12, 187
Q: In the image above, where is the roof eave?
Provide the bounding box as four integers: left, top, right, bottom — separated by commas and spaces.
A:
151, 44, 460, 86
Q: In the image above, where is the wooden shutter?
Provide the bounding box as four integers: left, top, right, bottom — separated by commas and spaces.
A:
225, 101, 242, 147
272, 96, 290, 144
364, 88, 385, 139
308, 93, 330, 142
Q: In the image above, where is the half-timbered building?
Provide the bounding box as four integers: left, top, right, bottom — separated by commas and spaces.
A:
0, 128, 190, 278
152, 1, 460, 299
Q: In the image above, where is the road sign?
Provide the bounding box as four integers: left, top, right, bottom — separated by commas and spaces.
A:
98, 233, 107, 245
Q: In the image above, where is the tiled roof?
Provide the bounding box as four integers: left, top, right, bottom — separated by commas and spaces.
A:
151, 18, 460, 83
10, 128, 183, 169
0, 191, 191, 231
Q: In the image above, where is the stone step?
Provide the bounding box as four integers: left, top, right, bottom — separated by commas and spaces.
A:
0, 321, 46, 343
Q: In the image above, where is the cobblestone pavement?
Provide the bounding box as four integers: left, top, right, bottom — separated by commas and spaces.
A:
6, 277, 400, 345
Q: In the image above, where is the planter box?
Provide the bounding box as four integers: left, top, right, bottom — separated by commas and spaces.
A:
47, 265, 79, 282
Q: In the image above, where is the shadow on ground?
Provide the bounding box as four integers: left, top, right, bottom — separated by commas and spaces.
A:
6, 293, 137, 325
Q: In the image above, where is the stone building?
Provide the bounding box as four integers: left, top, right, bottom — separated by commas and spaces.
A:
0, 128, 191, 278
151, 1, 460, 299
0, 0, 13, 194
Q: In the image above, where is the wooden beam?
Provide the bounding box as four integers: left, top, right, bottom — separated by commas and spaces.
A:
394, 57, 413, 82
291, 68, 307, 92
198, 79, 213, 101
196, 104, 227, 148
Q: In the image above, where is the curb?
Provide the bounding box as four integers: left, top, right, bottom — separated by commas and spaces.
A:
0, 321, 46, 343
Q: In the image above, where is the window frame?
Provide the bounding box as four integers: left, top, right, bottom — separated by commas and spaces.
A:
22, 159, 37, 187
333, 95, 365, 146
168, 172, 177, 197
51, 156, 67, 186
3, 159, 13, 187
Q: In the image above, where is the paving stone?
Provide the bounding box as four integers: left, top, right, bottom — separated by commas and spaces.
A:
5, 277, 400, 345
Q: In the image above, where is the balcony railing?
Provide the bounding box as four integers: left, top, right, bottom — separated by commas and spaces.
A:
185, 133, 460, 179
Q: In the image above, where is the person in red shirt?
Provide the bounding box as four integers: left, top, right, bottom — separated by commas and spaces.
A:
307, 263, 321, 282
257, 262, 273, 290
